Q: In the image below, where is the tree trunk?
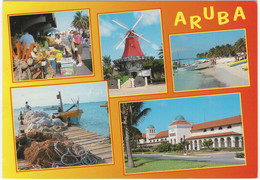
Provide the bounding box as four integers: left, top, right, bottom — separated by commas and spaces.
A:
125, 125, 134, 168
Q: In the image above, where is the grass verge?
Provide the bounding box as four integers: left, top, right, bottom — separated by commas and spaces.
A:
125, 158, 230, 174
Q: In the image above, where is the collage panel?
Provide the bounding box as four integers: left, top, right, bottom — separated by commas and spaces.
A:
9, 10, 93, 82
99, 9, 166, 97
170, 29, 249, 92
11, 82, 113, 170
120, 93, 245, 174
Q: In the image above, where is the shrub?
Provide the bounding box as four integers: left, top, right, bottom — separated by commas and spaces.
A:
132, 148, 150, 153
156, 142, 172, 152
235, 152, 245, 158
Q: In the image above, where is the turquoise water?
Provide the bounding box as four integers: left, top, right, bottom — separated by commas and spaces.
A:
173, 69, 204, 91
13, 101, 110, 137
174, 58, 206, 66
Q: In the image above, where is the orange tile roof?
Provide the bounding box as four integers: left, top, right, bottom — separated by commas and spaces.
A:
191, 115, 241, 131
141, 133, 146, 139
186, 131, 241, 140
169, 120, 192, 126
151, 130, 168, 139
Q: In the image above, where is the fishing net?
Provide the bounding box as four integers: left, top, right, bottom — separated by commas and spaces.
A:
18, 130, 102, 170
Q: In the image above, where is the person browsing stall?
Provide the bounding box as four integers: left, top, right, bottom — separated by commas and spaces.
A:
20, 31, 35, 50
73, 31, 83, 67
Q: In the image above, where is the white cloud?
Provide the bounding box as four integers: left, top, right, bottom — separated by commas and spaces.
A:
100, 19, 117, 37
133, 10, 160, 26
151, 43, 159, 51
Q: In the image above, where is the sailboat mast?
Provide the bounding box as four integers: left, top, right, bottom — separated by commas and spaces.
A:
57, 91, 64, 112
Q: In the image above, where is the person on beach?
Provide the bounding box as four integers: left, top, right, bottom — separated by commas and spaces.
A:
24, 101, 31, 112
73, 31, 83, 67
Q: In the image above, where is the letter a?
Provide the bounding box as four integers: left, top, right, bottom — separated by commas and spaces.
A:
234, 6, 246, 21
174, 12, 187, 26
218, 12, 229, 25
204, 6, 214, 20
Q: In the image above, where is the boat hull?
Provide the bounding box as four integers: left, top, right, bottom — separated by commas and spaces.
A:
57, 109, 83, 124
228, 59, 247, 67
194, 61, 211, 70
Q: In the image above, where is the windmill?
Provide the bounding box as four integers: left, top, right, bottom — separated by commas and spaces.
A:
112, 14, 151, 59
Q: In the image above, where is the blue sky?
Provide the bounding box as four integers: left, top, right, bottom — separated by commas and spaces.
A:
170, 29, 246, 59
54, 10, 89, 32
135, 93, 242, 133
12, 82, 108, 108
99, 10, 163, 61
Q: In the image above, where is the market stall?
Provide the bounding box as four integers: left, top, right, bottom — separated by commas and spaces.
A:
12, 36, 75, 81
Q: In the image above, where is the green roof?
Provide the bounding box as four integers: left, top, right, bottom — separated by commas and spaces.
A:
175, 115, 185, 120
147, 125, 155, 128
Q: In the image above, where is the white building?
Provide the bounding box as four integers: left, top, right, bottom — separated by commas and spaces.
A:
138, 115, 243, 150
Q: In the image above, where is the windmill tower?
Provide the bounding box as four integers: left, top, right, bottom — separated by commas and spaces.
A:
112, 15, 152, 77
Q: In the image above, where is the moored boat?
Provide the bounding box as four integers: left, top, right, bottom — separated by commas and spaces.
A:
57, 109, 83, 124
184, 60, 211, 71
43, 105, 58, 111
228, 59, 247, 67
53, 91, 84, 124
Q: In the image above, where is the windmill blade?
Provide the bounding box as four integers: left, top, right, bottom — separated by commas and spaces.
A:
116, 32, 129, 50
132, 14, 144, 30
132, 31, 151, 43
112, 19, 129, 31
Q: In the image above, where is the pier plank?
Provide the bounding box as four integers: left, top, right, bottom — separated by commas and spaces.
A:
69, 134, 101, 141
74, 137, 107, 144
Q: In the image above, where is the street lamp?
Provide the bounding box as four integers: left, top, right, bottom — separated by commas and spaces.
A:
183, 135, 187, 155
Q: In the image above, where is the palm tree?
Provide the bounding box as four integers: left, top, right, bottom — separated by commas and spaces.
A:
158, 44, 164, 59
233, 38, 246, 53
71, 11, 89, 32
121, 102, 151, 168
102, 55, 111, 67
102, 56, 112, 79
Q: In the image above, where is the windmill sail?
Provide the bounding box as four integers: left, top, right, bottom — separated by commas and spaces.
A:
112, 15, 150, 59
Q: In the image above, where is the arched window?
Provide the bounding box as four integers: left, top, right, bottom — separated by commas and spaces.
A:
227, 125, 232, 129
204, 129, 207, 132
219, 126, 223, 130
211, 128, 214, 131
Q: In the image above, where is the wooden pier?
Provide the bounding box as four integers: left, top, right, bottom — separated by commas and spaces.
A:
17, 125, 113, 170
62, 126, 112, 163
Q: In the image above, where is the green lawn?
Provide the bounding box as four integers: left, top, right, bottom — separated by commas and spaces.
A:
125, 158, 230, 174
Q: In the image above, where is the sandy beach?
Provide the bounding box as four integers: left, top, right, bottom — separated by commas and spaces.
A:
200, 57, 249, 88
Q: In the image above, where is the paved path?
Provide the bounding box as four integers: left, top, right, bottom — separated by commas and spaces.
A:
132, 152, 245, 165
109, 84, 166, 97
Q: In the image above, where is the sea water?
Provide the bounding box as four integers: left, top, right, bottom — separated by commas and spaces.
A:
173, 68, 204, 91
13, 101, 110, 137
173, 58, 206, 91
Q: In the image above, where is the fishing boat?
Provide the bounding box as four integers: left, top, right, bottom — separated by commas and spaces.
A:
43, 105, 58, 111
228, 59, 247, 67
243, 64, 248, 70
54, 91, 83, 124
194, 60, 212, 70
100, 102, 108, 107
184, 60, 211, 71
